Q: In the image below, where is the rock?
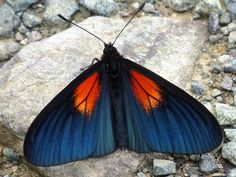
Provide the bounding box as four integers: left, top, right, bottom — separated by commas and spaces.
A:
137, 172, 146, 177
80, 0, 118, 17
222, 141, 236, 165
153, 159, 176, 176
199, 153, 218, 174
43, 0, 79, 25
216, 96, 223, 102
209, 34, 222, 43
15, 32, 24, 42
26, 31, 42, 42
228, 22, 236, 32
224, 58, 236, 73
220, 26, 229, 36
228, 31, 236, 44
18, 24, 30, 34
218, 54, 231, 63
229, 49, 236, 56
191, 80, 205, 94
224, 0, 236, 15
209, 13, 219, 34
0, 16, 208, 177
7, 0, 38, 11
215, 103, 236, 125
143, 3, 155, 13
0, 39, 21, 61
220, 12, 231, 25
0, 4, 15, 36
221, 75, 233, 90
3, 148, 20, 162
195, 0, 222, 15
233, 87, 236, 106
212, 64, 222, 74
224, 129, 236, 141
168, 0, 199, 12
228, 168, 236, 177
22, 11, 42, 28
211, 89, 221, 97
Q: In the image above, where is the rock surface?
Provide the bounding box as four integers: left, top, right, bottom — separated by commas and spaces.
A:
199, 153, 218, 174
7, 0, 38, 11
153, 159, 176, 176
224, 129, 236, 141
195, 0, 222, 15
224, 0, 236, 15
0, 16, 207, 177
168, 0, 199, 12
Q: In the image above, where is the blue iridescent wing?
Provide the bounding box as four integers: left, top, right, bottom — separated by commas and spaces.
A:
121, 59, 223, 154
24, 63, 116, 166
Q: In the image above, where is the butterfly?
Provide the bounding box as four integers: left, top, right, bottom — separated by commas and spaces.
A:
23, 3, 223, 167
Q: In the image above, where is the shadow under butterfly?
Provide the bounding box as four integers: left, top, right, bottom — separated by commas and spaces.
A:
23, 3, 223, 167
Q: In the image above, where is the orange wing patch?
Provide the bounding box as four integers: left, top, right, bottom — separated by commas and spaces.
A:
130, 69, 163, 113
73, 72, 101, 117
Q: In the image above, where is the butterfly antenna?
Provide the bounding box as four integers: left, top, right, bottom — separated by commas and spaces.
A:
112, 2, 146, 46
58, 14, 107, 45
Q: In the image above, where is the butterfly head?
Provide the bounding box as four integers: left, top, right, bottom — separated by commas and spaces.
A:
102, 43, 121, 62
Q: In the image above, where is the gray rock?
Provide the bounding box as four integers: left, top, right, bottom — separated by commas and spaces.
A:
224, 0, 236, 15
15, 32, 24, 42
220, 12, 231, 25
143, 3, 155, 13
228, 31, 236, 44
3, 148, 20, 162
228, 168, 236, 177
43, 0, 79, 25
18, 24, 30, 34
195, 0, 222, 15
228, 22, 236, 32
26, 31, 42, 42
221, 75, 233, 90
22, 11, 42, 28
7, 0, 38, 11
0, 4, 15, 36
220, 26, 229, 35
0, 16, 208, 177
233, 87, 236, 106
215, 103, 236, 125
168, 0, 199, 12
80, 0, 118, 16
209, 34, 222, 43
212, 64, 222, 74
209, 13, 219, 34
224, 129, 236, 141
211, 89, 221, 97
222, 141, 236, 165
153, 159, 176, 176
199, 153, 218, 174
191, 80, 205, 94
224, 58, 236, 73
229, 49, 236, 56
0, 39, 21, 61
216, 95, 223, 102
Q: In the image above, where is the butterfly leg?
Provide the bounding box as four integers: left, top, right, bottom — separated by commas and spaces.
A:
80, 58, 100, 71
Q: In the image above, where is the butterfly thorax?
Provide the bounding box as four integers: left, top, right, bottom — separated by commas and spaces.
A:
102, 43, 122, 78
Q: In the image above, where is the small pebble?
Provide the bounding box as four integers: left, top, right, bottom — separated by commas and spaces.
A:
228, 31, 236, 44
220, 12, 231, 25
15, 32, 24, 42
233, 77, 236, 83
215, 103, 236, 125
137, 172, 146, 177
143, 3, 155, 13
191, 80, 205, 95
221, 75, 233, 91
232, 87, 236, 106
26, 31, 42, 42
153, 159, 176, 176
212, 64, 222, 74
218, 55, 231, 63
222, 141, 236, 165
224, 129, 236, 141
209, 34, 223, 43
220, 26, 229, 36
229, 49, 236, 56
216, 96, 223, 102
228, 22, 236, 32
209, 13, 219, 34
199, 153, 218, 174
3, 148, 19, 162
211, 89, 221, 97
224, 58, 236, 73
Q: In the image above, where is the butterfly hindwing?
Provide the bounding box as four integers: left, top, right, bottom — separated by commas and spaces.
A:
23, 62, 116, 166
120, 59, 223, 154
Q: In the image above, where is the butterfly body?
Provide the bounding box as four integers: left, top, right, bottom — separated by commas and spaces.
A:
24, 42, 223, 167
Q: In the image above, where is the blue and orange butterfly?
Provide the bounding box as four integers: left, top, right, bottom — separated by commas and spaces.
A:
23, 3, 223, 166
